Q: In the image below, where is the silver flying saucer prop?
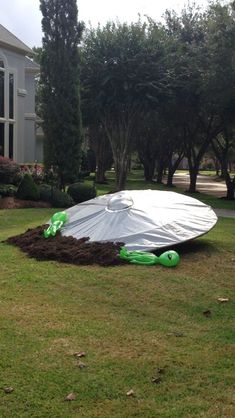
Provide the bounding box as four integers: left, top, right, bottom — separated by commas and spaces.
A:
61, 190, 218, 251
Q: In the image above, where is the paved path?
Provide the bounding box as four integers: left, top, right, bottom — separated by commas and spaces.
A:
169, 173, 227, 198
165, 173, 235, 218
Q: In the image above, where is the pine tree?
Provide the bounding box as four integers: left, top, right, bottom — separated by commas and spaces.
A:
40, 0, 84, 189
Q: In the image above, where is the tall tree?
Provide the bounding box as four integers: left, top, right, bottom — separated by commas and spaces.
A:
81, 20, 167, 190
88, 124, 113, 183
164, 5, 222, 193
135, 111, 159, 182
206, 1, 235, 199
32, 47, 43, 119
40, 0, 84, 189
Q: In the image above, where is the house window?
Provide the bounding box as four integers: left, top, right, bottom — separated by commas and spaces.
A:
9, 73, 14, 119
9, 123, 14, 159
0, 70, 4, 117
0, 123, 4, 156
0, 54, 16, 159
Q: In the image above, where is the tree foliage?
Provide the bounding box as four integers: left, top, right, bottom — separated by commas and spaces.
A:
40, 0, 84, 189
38, 1, 235, 199
81, 20, 167, 190
206, 1, 235, 198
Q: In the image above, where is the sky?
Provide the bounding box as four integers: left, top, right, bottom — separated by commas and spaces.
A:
1, 0, 209, 48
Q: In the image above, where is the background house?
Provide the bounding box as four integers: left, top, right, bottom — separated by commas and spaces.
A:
0, 24, 41, 164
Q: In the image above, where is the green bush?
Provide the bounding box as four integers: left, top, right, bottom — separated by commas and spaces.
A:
0, 156, 21, 184
39, 183, 74, 208
16, 174, 40, 201
76, 171, 91, 181
67, 182, 96, 203
38, 183, 53, 202
0, 184, 17, 197
51, 189, 74, 208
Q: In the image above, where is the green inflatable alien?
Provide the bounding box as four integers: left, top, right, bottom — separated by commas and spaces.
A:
119, 247, 180, 267
43, 211, 69, 238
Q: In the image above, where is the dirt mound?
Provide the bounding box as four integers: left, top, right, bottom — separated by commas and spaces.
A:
0, 197, 51, 209
5, 225, 125, 266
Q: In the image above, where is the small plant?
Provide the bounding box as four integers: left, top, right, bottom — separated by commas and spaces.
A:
0, 184, 17, 197
0, 156, 21, 185
67, 182, 96, 203
16, 174, 40, 201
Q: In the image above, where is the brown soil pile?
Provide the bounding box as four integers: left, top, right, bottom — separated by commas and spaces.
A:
0, 197, 51, 209
5, 225, 125, 267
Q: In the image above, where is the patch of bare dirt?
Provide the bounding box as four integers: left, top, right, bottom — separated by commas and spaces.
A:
4, 225, 124, 266
0, 197, 51, 209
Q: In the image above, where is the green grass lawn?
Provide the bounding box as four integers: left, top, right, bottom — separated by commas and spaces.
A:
199, 170, 235, 178
0, 207, 234, 418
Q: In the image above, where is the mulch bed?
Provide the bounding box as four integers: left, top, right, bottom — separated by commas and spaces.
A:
4, 225, 125, 267
0, 197, 51, 209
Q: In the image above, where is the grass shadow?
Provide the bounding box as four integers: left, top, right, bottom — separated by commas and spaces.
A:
154, 238, 218, 257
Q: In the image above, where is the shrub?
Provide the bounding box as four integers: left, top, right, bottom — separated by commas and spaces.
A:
31, 164, 44, 184
0, 184, 17, 197
16, 174, 40, 201
43, 168, 58, 187
67, 182, 96, 203
76, 171, 91, 181
39, 183, 74, 208
20, 164, 45, 184
0, 156, 21, 184
50, 189, 74, 208
38, 183, 53, 202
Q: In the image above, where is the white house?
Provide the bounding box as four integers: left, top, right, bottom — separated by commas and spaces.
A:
0, 24, 41, 164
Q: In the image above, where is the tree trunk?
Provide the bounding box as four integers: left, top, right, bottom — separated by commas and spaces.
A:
186, 143, 207, 193
156, 161, 165, 184
184, 125, 211, 194
117, 168, 128, 191
96, 161, 106, 183
188, 167, 198, 193
114, 156, 129, 191
143, 160, 155, 182
104, 109, 137, 191
167, 167, 174, 187
215, 159, 220, 176
167, 154, 183, 187
211, 134, 234, 197
225, 173, 235, 200
220, 164, 228, 180
57, 170, 65, 191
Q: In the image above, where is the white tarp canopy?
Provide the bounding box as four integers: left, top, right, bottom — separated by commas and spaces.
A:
61, 190, 218, 251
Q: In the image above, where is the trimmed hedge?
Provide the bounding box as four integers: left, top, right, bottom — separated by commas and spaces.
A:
38, 184, 53, 202
39, 184, 74, 208
51, 189, 74, 208
67, 182, 96, 203
16, 174, 40, 201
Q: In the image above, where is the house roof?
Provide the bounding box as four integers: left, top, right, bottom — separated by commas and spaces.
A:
24, 56, 40, 73
0, 24, 33, 55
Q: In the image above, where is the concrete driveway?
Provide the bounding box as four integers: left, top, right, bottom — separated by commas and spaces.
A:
166, 172, 235, 218
170, 172, 227, 198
